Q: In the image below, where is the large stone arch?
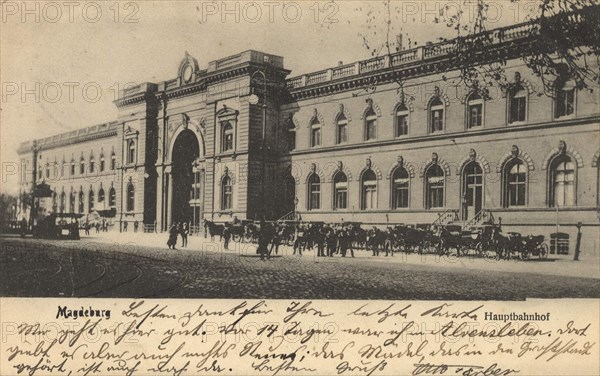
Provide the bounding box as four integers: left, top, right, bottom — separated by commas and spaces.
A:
167, 114, 205, 163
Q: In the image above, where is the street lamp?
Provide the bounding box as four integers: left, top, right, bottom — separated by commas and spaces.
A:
249, 70, 268, 220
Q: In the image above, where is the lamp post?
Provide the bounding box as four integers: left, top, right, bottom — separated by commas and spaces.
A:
249, 70, 268, 220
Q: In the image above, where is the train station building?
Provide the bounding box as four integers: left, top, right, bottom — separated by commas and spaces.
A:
17, 19, 600, 258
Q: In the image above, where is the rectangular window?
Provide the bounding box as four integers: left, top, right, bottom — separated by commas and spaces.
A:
310, 184, 320, 210
311, 127, 321, 147
111, 156, 116, 170
337, 124, 347, 144
431, 109, 444, 132
365, 118, 377, 140
334, 185, 347, 210
70, 164, 75, 176
396, 114, 408, 137
468, 103, 483, 128
555, 89, 575, 118
510, 95, 526, 123
100, 159, 105, 172
393, 180, 409, 209
428, 177, 444, 208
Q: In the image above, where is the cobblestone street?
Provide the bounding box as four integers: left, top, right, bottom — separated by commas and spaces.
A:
1, 234, 598, 300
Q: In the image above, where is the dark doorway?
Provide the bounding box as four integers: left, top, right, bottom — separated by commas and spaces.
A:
462, 161, 483, 220
171, 130, 200, 225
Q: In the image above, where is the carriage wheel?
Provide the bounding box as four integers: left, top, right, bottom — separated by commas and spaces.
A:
475, 242, 484, 258
538, 243, 549, 259
244, 233, 253, 243
232, 234, 241, 242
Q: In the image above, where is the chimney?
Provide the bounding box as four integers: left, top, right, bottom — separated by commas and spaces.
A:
338, 61, 344, 66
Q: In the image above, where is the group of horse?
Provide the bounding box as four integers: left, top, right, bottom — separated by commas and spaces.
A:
202, 220, 548, 260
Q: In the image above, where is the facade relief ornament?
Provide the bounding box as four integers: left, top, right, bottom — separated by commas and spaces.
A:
397, 155, 404, 167
337, 161, 343, 171
511, 145, 520, 159
431, 152, 439, 164
310, 163, 316, 173
558, 140, 567, 154
366, 157, 372, 169
469, 149, 477, 161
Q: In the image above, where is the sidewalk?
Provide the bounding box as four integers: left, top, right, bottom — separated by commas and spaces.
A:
81, 230, 600, 280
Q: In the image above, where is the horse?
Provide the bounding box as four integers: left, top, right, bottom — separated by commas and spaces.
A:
203, 220, 224, 241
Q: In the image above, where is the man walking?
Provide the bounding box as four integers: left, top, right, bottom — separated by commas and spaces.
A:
223, 223, 231, 250
181, 222, 189, 248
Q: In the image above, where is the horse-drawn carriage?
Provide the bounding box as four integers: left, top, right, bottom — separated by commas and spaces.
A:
504, 233, 549, 260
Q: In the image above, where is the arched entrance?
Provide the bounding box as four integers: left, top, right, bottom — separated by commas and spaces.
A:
171, 129, 201, 225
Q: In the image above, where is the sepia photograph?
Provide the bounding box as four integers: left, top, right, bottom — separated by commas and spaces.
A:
1, 2, 600, 376
1, 0, 599, 302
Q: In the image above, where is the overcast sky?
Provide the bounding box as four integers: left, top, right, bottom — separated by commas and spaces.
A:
0, 0, 538, 193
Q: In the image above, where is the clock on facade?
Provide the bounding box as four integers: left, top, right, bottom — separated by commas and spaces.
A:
182, 64, 193, 83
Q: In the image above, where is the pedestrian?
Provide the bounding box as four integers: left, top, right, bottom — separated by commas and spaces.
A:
339, 230, 353, 258
134, 220, 139, 233
85, 220, 90, 235
385, 228, 394, 257
270, 225, 281, 255
95, 222, 100, 233
316, 227, 326, 257
223, 223, 231, 250
326, 228, 337, 257
258, 219, 270, 260
181, 222, 189, 247
293, 224, 304, 256
167, 223, 178, 249
123, 221, 128, 233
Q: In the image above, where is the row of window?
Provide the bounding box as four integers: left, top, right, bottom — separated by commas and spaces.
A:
305, 154, 580, 211
50, 184, 136, 213
39, 153, 118, 180
38, 140, 139, 180
291, 83, 576, 150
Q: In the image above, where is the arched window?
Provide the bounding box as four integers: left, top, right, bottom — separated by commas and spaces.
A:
221, 121, 234, 152
555, 80, 576, 118
364, 109, 377, 141
395, 103, 409, 137
100, 155, 105, 172
78, 191, 84, 213
391, 167, 409, 209
307, 173, 320, 210
127, 183, 135, 212
110, 152, 116, 170
509, 84, 527, 124
549, 155, 575, 207
46, 164, 50, 178
127, 140, 136, 165
361, 169, 377, 210
79, 157, 85, 175
333, 171, 348, 210
69, 191, 75, 213
109, 188, 116, 208
503, 159, 527, 207
429, 97, 444, 133
336, 114, 348, 144
221, 176, 233, 210
98, 188, 105, 204
70, 160, 75, 176
310, 118, 321, 148
88, 189, 95, 212
89, 156, 95, 173
425, 164, 444, 209
467, 92, 484, 128
60, 192, 66, 213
